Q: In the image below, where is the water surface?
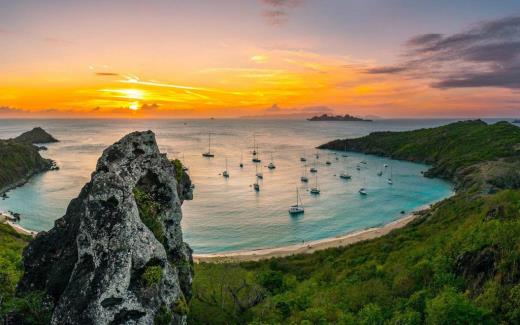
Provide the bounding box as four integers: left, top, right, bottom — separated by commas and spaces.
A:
0, 119, 454, 253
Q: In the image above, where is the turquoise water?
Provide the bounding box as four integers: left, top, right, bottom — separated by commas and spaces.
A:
0, 119, 454, 253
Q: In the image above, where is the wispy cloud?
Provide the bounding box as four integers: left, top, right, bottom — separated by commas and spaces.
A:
367, 15, 520, 89
96, 72, 119, 76
260, 0, 303, 26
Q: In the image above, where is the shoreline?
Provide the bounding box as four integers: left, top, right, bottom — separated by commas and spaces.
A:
0, 213, 37, 237
193, 211, 422, 263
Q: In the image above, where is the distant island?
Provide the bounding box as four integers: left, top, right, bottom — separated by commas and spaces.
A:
513, 119, 520, 124
13, 127, 59, 144
307, 114, 372, 122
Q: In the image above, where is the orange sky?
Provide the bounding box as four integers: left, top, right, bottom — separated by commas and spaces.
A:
2, 1, 520, 118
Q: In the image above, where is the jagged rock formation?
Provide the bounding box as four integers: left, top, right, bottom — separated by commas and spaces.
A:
14, 126, 59, 144
18, 130, 193, 325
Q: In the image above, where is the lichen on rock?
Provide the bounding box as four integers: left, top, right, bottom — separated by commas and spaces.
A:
17, 130, 193, 325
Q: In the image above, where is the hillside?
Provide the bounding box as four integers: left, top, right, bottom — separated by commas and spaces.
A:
188, 120, 520, 324
319, 120, 520, 191
0, 140, 54, 195
14, 127, 59, 144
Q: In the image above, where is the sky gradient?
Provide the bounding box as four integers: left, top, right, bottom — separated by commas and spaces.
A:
1, 0, 520, 118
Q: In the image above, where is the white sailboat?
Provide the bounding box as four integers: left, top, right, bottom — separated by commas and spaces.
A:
340, 157, 352, 179
252, 137, 261, 163
310, 173, 320, 194
222, 158, 229, 178
256, 163, 263, 179
359, 177, 368, 195
310, 158, 318, 173
288, 188, 304, 215
300, 151, 307, 162
387, 166, 393, 185
326, 154, 332, 165
268, 153, 276, 169
377, 165, 383, 176
254, 164, 261, 191
202, 132, 214, 157
301, 162, 309, 182
342, 144, 348, 157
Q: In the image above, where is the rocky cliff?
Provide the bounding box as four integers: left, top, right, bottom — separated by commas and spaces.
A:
18, 130, 194, 325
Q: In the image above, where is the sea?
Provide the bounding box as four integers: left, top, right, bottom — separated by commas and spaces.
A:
0, 118, 462, 253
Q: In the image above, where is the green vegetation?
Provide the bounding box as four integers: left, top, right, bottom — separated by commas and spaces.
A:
133, 187, 166, 244
142, 265, 163, 287
13, 127, 58, 144
0, 140, 52, 193
154, 304, 173, 325
172, 295, 189, 316
0, 223, 52, 324
171, 159, 185, 183
319, 120, 520, 181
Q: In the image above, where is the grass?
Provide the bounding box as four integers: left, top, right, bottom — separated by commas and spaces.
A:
133, 187, 166, 245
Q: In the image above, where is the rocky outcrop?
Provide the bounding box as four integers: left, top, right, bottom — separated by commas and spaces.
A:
14, 126, 59, 144
18, 130, 194, 325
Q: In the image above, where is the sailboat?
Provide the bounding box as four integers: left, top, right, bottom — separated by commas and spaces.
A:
252, 137, 261, 162
310, 158, 318, 173
342, 144, 348, 157
256, 163, 263, 179
387, 166, 393, 185
300, 151, 307, 162
222, 158, 229, 178
310, 173, 320, 194
288, 188, 304, 215
377, 165, 383, 176
359, 177, 368, 195
340, 157, 352, 179
301, 162, 309, 182
202, 133, 214, 157
239, 152, 244, 168
268, 153, 276, 169
326, 154, 332, 165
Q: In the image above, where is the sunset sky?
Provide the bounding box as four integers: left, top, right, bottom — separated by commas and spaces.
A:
2, 0, 520, 118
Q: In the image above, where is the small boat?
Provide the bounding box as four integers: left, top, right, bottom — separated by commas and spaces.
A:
310, 174, 320, 195
239, 152, 244, 168
384, 164, 388, 168
377, 170, 383, 176
253, 182, 260, 191
356, 165, 361, 171
255, 164, 263, 179
340, 173, 352, 179
340, 157, 351, 179
252, 139, 261, 162
360, 161, 367, 165
359, 177, 368, 195
301, 162, 309, 182
315, 152, 320, 159
268, 153, 276, 169
252, 134, 257, 156
202, 132, 215, 157
387, 166, 393, 185
222, 158, 230, 178
252, 157, 261, 163
342, 144, 348, 157
310, 167, 317, 173
289, 188, 305, 215
326, 160, 331, 165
